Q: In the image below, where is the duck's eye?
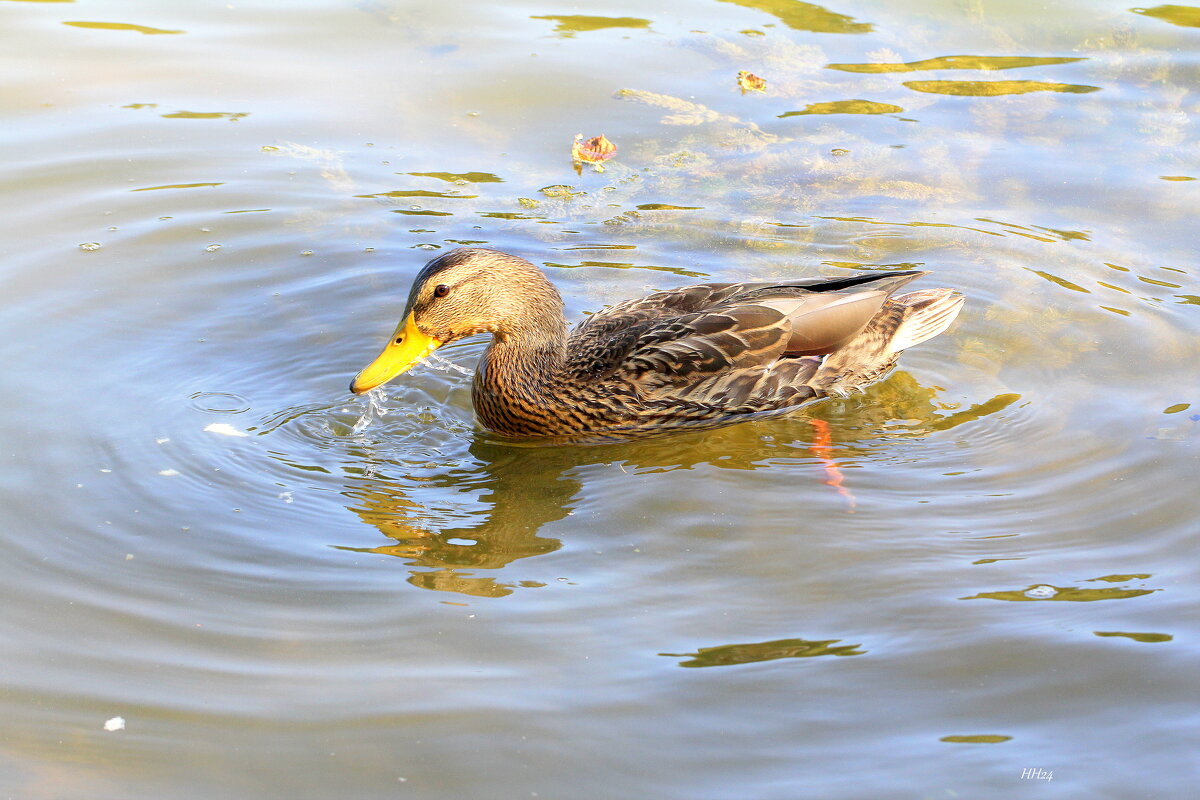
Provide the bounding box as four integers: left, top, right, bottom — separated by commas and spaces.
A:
433, 284, 450, 298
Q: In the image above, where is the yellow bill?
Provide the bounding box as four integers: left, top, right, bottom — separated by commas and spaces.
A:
350, 312, 442, 394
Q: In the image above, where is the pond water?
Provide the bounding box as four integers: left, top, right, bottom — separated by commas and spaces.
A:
1, 0, 1197, 797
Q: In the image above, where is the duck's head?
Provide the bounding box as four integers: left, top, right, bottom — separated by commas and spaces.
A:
349, 248, 564, 394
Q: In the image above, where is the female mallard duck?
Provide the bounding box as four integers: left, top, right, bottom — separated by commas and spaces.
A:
351, 248, 963, 439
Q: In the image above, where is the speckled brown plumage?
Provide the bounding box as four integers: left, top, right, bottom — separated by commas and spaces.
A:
352, 248, 964, 440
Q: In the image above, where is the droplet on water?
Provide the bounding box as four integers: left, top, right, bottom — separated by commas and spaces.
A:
79, 242, 102, 251
205, 244, 222, 252
1025, 584, 1058, 599
300, 250, 314, 256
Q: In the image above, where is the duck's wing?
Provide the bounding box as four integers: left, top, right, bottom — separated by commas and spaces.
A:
565, 271, 925, 390
602, 305, 824, 418
571, 270, 920, 335
613, 304, 795, 393
565, 279, 794, 382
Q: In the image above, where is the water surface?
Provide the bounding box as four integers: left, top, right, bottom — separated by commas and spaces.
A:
1, 0, 1198, 797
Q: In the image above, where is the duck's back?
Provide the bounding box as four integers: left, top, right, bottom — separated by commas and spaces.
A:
550, 271, 962, 437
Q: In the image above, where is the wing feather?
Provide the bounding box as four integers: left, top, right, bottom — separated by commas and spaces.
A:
562, 270, 928, 419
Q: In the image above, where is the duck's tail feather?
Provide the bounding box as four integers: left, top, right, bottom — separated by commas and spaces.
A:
810, 288, 964, 395
884, 289, 966, 352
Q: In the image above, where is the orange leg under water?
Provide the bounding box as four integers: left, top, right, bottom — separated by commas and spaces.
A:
809, 418, 856, 512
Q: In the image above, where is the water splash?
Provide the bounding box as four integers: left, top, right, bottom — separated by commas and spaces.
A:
426, 352, 473, 376
351, 388, 390, 434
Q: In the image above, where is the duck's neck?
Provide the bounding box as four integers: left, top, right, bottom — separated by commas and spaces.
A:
472, 316, 570, 436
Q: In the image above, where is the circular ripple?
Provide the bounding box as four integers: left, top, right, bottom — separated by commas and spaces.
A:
190, 391, 252, 413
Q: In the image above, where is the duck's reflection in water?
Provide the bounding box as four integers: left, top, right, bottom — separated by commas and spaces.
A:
336, 371, 1018, 598
337, 444, 574, 598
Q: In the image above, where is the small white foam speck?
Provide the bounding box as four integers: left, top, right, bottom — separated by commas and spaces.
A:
158, 469, 180, 477
155, 437, 170, 445
204, 423, 249, 438
278, 490, 293, 503
104, 717, 125, 732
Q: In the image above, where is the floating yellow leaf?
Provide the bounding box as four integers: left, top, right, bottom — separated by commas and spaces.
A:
63, 21, 184, 34
1030, 270, 1090, 293
407, 171, 503, 184
160, 110, 248, 120
737, 70, 767, 93
827, 55, 1084, 73
1132, 4, 1200, 28
715, 0, 872, 34
1094, 631, 1173, 643
531, 14, 651, 37
660, 636, 864, 668
356, 189, 476, 200
904, 80, 1100, 96
131, 182, 225, 192
962, 584, 1155, 601
571, 134, 617, 164
778, 99, 903, 116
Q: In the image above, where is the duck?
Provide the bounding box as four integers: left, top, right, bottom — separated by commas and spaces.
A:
350, 247, 963, 439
